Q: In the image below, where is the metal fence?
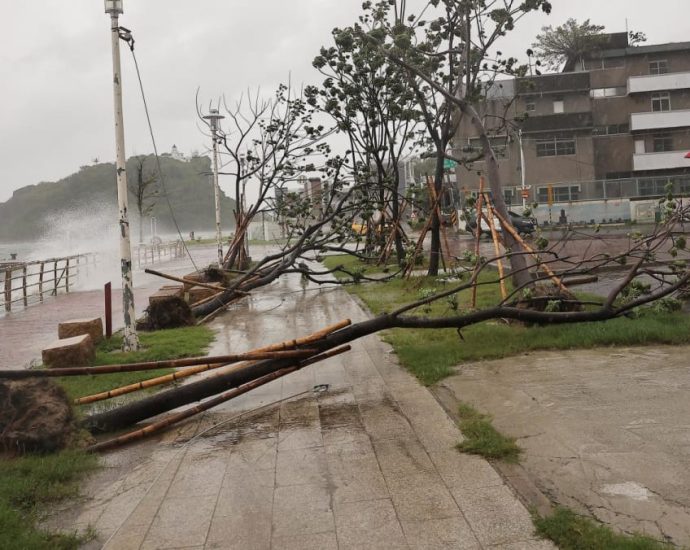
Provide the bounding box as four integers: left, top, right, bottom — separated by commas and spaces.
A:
133, 240, 185, 268
1, 253, 96, 313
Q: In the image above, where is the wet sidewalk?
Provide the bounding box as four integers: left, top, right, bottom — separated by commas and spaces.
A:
0, 246, 218, 369
47, 274, 552, 549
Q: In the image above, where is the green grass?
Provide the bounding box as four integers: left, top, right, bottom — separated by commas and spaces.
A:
456, 403, 521, 462
57, 326, 215, 402
534, 507, 673, 549
0, 450, 99, 550
0, 325, 216, 549
344, 271, 690, 385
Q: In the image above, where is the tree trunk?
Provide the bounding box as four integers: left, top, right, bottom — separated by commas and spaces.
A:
427, 156, 445, 276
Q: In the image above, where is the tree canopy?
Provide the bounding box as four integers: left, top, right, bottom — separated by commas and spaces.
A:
532, 18, 606, 71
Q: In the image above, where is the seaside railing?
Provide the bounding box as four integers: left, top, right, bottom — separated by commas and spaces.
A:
1, 253, 96, 313
133, 240, 185, 268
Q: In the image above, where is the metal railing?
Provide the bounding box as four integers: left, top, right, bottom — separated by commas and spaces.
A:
133, 240, 185, 268
1, 253, 96, 313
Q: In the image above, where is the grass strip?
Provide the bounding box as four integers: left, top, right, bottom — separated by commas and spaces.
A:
0, 450, 99, 550
534, 507, 673, 549
455, 403, 521, 462
1, 325, 215, 549
332, 262, 690, 385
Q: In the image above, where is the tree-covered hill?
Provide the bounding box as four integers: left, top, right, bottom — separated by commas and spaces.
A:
0, 155, 236, 241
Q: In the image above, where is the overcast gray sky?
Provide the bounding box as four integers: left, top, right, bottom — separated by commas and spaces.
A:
1, 0, 688, 203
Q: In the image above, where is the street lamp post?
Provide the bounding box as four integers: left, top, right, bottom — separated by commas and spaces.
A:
518, 129, 527, 210
105, 0, 138, 351
203, 109, 225, 266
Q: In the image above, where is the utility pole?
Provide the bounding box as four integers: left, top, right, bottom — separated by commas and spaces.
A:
518, 129, 527, 210
203, 109, 225, 266
105, 0, 138, 351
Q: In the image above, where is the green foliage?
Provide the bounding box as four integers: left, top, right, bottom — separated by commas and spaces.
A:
534, 507, 672, 550
532, 18, 606, 70
346, 273, 690, 386
456, 403, 521, 462
58, 326, 214, 402
0, 156, 236, 241
0, 450, 99, 550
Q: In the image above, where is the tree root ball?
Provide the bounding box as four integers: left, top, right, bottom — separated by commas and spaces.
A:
516, 283, 584, 317
0, 379, 75, 454
139, 296, 194, 330
200, 266, 226, 284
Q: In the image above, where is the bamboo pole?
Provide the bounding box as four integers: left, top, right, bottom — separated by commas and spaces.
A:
490, 208, 567, 292
483, 197, 508, 300
470, 177, 486, 308
73, 319, 353, 404
87, 345, 352, 453
144, 269, 226, 292
0, 349, 316, 380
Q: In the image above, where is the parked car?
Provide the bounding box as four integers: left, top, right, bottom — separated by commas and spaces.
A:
464, 209, 536, 237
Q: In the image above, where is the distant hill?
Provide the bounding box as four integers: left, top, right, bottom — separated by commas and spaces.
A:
0, 155, 236, 241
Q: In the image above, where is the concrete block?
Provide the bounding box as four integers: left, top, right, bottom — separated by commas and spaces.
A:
186, 285, 222, 305
58, 317, 104, 345
149, 285, 184, 305
42, 334, 95, 369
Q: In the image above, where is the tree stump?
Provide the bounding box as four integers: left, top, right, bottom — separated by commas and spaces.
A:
42, 334, 95, 369
58, 317, 104, 344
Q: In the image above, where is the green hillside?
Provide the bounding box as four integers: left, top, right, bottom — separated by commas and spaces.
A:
0, 155, 236, 241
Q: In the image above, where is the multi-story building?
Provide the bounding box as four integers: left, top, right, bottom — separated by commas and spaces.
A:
456, 33, 690, 224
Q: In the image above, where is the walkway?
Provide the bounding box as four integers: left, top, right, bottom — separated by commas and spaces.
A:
45, 273, 552, 549
0, 245, 218, 369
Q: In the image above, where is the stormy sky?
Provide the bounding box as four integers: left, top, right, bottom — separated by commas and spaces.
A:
1, 0, 687, 203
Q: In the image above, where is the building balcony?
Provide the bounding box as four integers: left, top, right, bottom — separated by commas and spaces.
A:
633, 150, 690, 171
630, 109, 690, 131
628, 71, 690, 94
521, 112, 593, 133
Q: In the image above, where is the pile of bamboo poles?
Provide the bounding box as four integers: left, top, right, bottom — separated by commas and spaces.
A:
0, 319, 353, 453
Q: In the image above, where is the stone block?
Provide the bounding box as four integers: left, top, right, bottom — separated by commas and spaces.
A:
182, 271, 203, 291
58, 317, 104, 344
42, 334, 95, 369
186, 285, 222, 305
149, 285, 184, 305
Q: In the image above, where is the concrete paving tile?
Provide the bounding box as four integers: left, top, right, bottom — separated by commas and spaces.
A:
395, 395, 464, 451
359, 401, 416, 441
271, 531, 338, 550
386, 472, 460, 522
140, 494, 217, 549
103, 522, 150, 550
205, 502, 272, 550
214, 475, 273, 522
490, 539, 556, 549
373, 438, 437, 478
401, 516, 481, 549
277, 425, 323, 451
225, 437, 278, 474
166, 456, 227, 499
276, 446, 328, 487
428, 448, 504, 490
325, 440, 389, 504
321, 424, 371, 447
454, 485, 537, 547
271, 483, 335, 538
334, 498, 408, 549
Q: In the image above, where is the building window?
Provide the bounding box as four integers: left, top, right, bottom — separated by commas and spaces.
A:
649, 60, 669, 75
592, 124, 629, 136
503, 188, 514, 206
639, 178, 669, 196
603, 58, 625, 69
651, 92, 671, 112
525, 98, 536, 112
553, 99, 564, 113
653, 133, 673, 152
590, 87, 626, 98
537, 185, 580, 202
536, 137, 576, 157
677, 177, 690, 194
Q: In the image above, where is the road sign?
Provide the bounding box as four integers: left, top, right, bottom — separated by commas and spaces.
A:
443, 159, 457, 170
521, 188, 529, 199
547, 184, 554, 206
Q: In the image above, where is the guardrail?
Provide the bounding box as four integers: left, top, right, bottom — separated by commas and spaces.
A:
133, 240, 185, 268
1, 253, 96, 313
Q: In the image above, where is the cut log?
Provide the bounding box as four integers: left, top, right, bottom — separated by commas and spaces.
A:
58, 317, 104, 345
42, 334, 94, 369
148, 286, 184, 305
